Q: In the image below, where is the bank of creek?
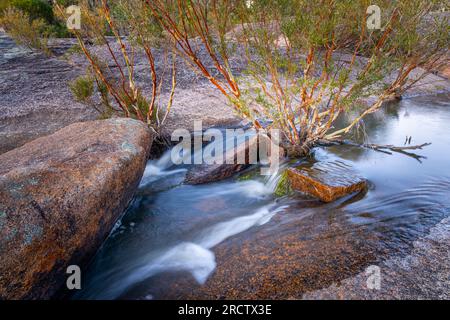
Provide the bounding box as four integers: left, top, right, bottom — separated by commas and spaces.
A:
68, 93, 450, 300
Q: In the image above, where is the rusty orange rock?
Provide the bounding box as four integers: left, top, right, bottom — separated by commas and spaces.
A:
0, 118, 153, 299
287, 160, 367, 202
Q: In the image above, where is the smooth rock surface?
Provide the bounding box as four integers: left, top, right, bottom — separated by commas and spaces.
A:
287, 160, 367, 202
0, 118, 152, 299
302, 216, 450, 299
0, 32, 98, 154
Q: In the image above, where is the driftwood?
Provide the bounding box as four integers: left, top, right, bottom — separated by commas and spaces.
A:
317, 139, 432, 163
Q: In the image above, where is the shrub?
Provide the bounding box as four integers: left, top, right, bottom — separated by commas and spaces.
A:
0, 6, 49, 52
0, 1, 8, 12
1, 0, 72, 38
147, 0, 449, 156
54, 0, 176, 134
69, 75, 94, 102
1, 0, 54, 23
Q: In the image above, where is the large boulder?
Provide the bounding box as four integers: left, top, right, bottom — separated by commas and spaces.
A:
287, 160, 367, 202
0, 118, 153, 299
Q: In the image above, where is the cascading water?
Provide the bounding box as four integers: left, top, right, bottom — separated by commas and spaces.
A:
87, 204, 288, 299
75, 94, 450, 300
139, 149, 187, 188
76, 137, 289, 300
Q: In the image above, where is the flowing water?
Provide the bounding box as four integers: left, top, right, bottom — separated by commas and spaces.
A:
74, 94, 450, 300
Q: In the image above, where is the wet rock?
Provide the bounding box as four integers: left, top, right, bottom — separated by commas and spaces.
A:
151, 201, 381, 300
0, 32, 98, 154
184, 136, 256, 185
302, 216, 450, 299
0, 118, 152, 299
287, 160, 367, 202
185, 162, 247, 185
185, 134, 284, 185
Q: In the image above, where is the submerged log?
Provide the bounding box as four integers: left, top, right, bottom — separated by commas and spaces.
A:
287, 160, 367, 202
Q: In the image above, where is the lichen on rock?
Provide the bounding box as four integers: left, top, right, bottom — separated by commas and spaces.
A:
0, 118, 153, 299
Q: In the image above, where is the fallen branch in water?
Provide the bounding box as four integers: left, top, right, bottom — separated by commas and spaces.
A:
317, 140, 432, 163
